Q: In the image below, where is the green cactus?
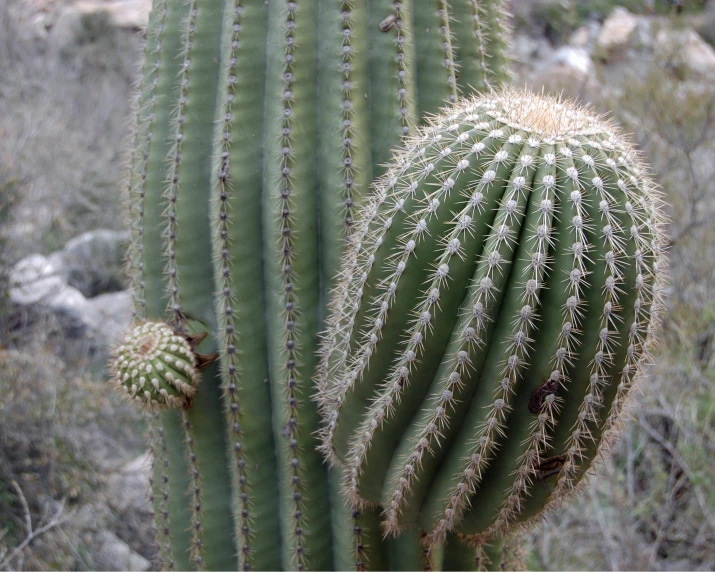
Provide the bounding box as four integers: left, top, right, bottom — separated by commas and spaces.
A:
317, 91, 665, 550
117, 0, 511, 570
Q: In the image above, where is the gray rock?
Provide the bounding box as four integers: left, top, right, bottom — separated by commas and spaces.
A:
9, 245, 132, 358
655, 27, 715, 80
569, 21, 602, 51
93, 530, 151, 571
510, 32, 554, 65
47, 229, 129, 298
91, 290, 133, 342
526, 46, 599, 102
106, 453, 152, 514
10, 253, 105, 338
596, 7, 640, 61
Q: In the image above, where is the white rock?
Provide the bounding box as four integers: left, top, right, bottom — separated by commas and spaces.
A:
528, 47, 597, 101
10, 249, 132, 348
64, 0, 150, 29
597, 7, 639, 60
93, 530, 151, 571
655, 27, 715, 80
106, 453, 152, 513
569, 20, 601, 50
47, 229, 129, 298
548, 46, 594, 76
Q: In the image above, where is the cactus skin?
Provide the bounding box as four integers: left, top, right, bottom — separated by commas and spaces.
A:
318, 90, 665, 549
119, 0, 511, 570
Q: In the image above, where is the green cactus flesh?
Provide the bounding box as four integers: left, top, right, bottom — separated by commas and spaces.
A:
318, 91, 665, 547
119, 0, 511, 570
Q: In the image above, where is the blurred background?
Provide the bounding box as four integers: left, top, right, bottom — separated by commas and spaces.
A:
0, 0, 713, 569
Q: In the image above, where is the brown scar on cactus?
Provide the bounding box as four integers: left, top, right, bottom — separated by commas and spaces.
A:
528, 377, 559, 414
379, 14, 397, 32
533, 455, 566, 481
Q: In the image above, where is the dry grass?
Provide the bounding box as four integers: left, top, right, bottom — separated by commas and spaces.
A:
0, 0, 141, 258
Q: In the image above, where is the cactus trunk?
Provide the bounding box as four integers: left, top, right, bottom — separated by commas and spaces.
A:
121, 0, 510, 569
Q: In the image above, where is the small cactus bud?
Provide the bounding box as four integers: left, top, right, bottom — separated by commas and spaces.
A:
111, 322, 198, 409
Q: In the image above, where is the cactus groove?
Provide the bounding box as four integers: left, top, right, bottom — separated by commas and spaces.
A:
317, 90, 665, 548
119, 0, 510, 569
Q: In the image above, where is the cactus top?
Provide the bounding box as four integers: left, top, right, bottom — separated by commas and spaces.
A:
111, 321, 198, 410
318, 89, 666, 543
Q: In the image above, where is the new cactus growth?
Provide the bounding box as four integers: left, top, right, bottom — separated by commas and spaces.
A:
318, 91, 665, 548
117, 0, 512, 570
111, 322, 200, 409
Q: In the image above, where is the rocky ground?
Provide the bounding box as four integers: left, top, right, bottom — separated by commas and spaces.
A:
1, 0, 714, 569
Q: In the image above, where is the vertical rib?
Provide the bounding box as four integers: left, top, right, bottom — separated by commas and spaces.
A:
165, 0, 236, 568
413, 0, 458, 119
263, 0, 332, 567
212, 0, 282, 569
368, 0, 417, 177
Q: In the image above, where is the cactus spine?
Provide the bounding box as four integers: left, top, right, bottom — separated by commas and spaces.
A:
318, 91, 665, 550
119, 0, 511, 569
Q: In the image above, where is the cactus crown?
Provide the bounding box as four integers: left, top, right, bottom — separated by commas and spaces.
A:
318, 89, 666, 546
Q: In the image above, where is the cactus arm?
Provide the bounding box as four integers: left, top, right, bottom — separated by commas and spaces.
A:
128, 3, 173, 566
149, 418, 173, 569
317, 4, 386, 566
512, 145, 661, 526
441, 534, 474, 571
355, 505, 391, 571
417, 140, 541, 538
440, 148, 557, 536
342, 121, 501, 505
168, 0, 224, 327
386, 527, 430, 571
367, 0, 417, 174
141, 0, 188, 317
325, 161, 429, 461
328, 468, 356, 571
379, 131, 530, 533
594, 150, 661, 446
383, 134, 537, 538
464, 152, 581, 537
413, 1, 458, 117
554, 147, 646, 488
158, 410, 195, 571
442, 0, 511, 95
212, 1, 284, 568
317, 0, 372, 271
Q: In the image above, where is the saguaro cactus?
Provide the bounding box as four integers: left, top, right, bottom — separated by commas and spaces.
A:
118, 0, 511, 570
318, 91, 665, 551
